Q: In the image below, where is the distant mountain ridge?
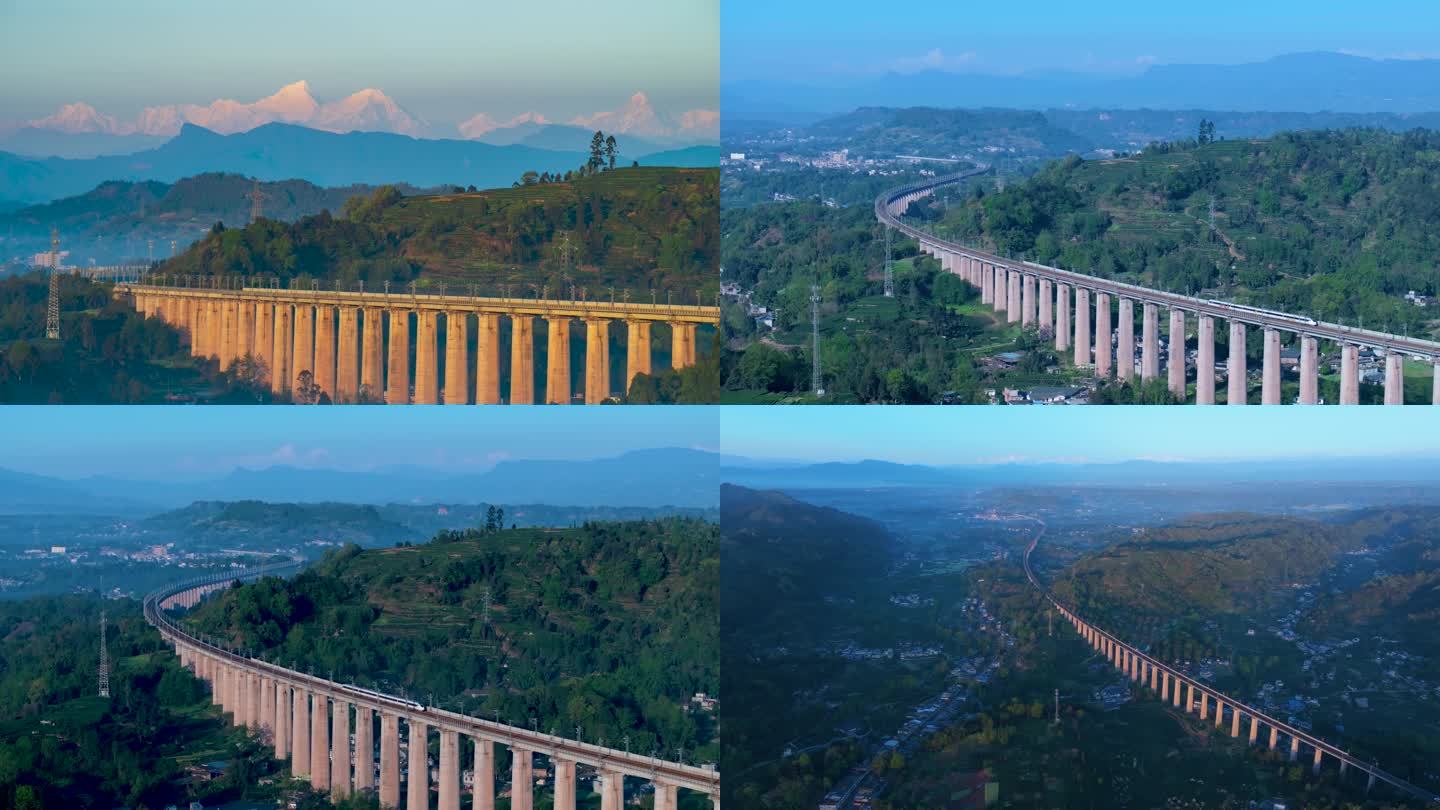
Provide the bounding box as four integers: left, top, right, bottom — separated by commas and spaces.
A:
0, 122, 718, 206
722, 456, 1440, 490
0, 448, 719, 513
723, 51, 1440, 119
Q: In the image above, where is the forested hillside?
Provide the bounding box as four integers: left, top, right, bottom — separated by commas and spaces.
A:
0, 596, 286, 809
924, 129, 1440, 339
0, 273, 271, 403
160, 166, 719, 296
185, 518, 720, 762
721, 201, 1075, 402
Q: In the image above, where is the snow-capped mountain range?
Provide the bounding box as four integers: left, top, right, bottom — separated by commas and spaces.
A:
19, 82, 718, 142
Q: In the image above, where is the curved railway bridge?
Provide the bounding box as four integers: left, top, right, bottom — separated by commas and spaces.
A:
1021, 529, 1438, 804
146, 565, 720, 809
877, 170, 1440, 404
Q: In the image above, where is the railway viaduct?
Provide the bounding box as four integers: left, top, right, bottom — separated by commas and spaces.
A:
121, 281, 718, 404
1021, 533, 1438, 804
879, 170, 1440, 404
148, 566, 720, 809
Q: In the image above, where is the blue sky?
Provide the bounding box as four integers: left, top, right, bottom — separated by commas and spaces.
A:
2, 0, 718, 123
722, 408, 1440, 465
0, 407, 718, 479
722, 0, 1440, 82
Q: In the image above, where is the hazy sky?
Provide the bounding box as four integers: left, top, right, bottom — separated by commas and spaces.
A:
722, 0, 1440, 82
1, 0, 718, 122
1, 407, 718, 479
722, 408, 1440, 465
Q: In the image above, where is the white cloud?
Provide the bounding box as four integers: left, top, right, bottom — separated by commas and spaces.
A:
890, 48, 979, 74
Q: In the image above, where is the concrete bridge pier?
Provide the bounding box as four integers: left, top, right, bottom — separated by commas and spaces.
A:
510, 316, 537, 404
444, 312, 470, 405
355, 707, 375, 792
1141, 303, 1159, 380
260, 676, 273, 734
311, 692, 331, 790
475, 313, 501, 404
1038, 279, 1053, 334
546, 317, 573, 404
1094, 293, 1112, 378
1262, 328, 1282, 404
406, 720, 428, 810
511, 746, 534, 810
1230, 707, 1241, 738
1299, 334, 1319, 404
1384, 352, 1405, 405
294, 303, 316, 392
1433, 362, 1440, 405
249, 672, 262, 728
293, 686, 311, 777
1160, 671, 1170, 702
1149, 664, 1159, 692
1268, 726, 1279, 750
673, 322, 698, 369
1073, 288, 1091, 367
627, 321, 653, 392
1168, 309, 1186, 398
1214, 699, 1225, 729
438, 730, 460, 810
1055, 285, 1070, 352
414, 310, 440, 404
361, 308, 385, 400
380, 713, 400, 807
1198, 692, 1208, 720
653, 781, 679, 810
472, 737, 495, 810
599, 770, 624, 810
337, 307, 360, 402
1313, 746, 1323, 774
1117, 298, 1134, 381
1185, 683, 1195, 713
272, 304, 294, 395
1289, 736, 1300, 761
1228, 321, 1247, 404
981, 262, 994, 304
315, 305, 337, 400
586, 319, 611, 404
553, 758, 576, 810
331, 699, 351, 798
255, 303, 275, 385
992, 266, 1006, 314
1248, 715, 1259, 745
238, 301, 256, 361
219, 299, 237, 368
1022, 274, 1037, 326
233, 670, 247, 727
386, 310, 411, 404
1196, 315, 1215, 404
276, 682, 290, 759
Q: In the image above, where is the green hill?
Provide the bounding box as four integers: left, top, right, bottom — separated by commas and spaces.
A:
926, 129, 1440, 339
185, 518, 719, 761
160, 166, 719, 296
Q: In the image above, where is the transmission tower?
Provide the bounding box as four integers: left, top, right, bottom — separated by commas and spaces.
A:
45, 228, 61, 340
249, 178, 266, 223
1053, 689, 1059, 725
481, 588, 492, 626
811, 283, 824, 396
147, 238, 154, 263
883, 226, 894, 298
170, 239, 177, 258
98, 609, 111, 698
